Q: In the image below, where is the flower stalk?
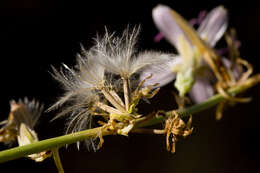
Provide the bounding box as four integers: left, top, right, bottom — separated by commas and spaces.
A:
0, 73, 259, 163
52, 148, 65, 173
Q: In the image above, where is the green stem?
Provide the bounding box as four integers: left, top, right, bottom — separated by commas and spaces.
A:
136, 75, 258, 127
0, 74, 259, 163
0, 127, 110, 163
52, 148, 64, 173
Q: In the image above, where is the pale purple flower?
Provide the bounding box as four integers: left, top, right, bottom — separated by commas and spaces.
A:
154, 10, 207, 43
140, 4, 228, 103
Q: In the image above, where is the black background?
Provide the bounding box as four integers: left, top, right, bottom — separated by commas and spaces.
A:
0, 0, 260, 173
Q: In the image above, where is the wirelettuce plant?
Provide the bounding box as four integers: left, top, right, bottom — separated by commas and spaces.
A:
1, 4, 260, 173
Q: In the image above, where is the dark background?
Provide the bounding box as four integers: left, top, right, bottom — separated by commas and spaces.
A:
0, 0, 260, 172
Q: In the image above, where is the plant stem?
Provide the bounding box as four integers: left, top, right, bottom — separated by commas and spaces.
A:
0, 74, 259, 163
0, 127, 111, 163
136, 74, 260, 127
52, 148, 64, 173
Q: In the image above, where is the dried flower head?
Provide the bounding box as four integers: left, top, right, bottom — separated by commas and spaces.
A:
50, 27, 174, 150
0, 98, 50, 162
165, 111, 193, 153
0, 98, 43, 144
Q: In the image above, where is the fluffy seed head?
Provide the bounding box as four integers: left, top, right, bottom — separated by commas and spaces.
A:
50, 26, 176, 150
93, 26, 173, 78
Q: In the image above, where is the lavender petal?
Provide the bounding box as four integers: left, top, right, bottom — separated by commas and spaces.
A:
152, 4, 192, 51
197, 6, 228, 47
140, 56, 182, 87
189, 76, 214, 103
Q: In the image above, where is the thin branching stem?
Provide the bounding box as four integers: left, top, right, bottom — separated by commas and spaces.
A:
0, 74, 259, 163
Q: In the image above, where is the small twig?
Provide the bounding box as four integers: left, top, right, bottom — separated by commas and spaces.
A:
52, 148, 64, 173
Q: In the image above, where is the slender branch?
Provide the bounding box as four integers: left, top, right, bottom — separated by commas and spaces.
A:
0, 74, 259, 163
0, 127, 111, 163
52, 148, 64, 173
135, 74, 260, 127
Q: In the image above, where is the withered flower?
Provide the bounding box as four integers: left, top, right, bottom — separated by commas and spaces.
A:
50, 27, 174, 150
0, 98, 42, 143
164, 111, 193, 153
0, 98, 51, 162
